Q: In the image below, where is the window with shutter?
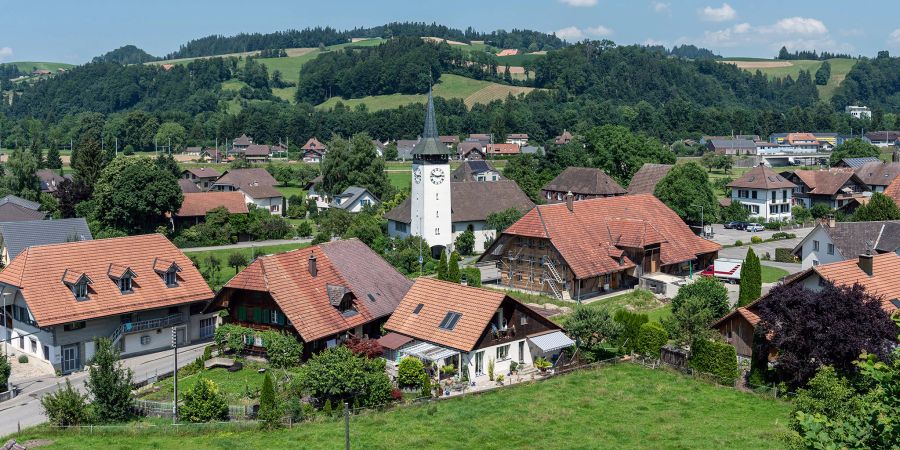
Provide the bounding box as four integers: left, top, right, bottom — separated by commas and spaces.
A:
253, 308, 262, 323
237, 306, 247, 321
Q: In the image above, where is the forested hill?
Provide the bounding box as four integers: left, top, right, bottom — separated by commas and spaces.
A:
93, 45, 160, 64
831, 52, 900, 112
165, 22, 566, 60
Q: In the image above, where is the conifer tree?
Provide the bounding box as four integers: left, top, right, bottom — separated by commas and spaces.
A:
447, 251, 461, 282
437, 250, 448, 280
738, 247, 761, 307
258, 373, 281, 429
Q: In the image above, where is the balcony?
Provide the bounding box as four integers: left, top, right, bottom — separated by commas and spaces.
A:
111, 313, 184, 347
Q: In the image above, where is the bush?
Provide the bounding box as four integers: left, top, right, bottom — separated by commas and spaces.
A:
774, 248, 798, 263
689, 338, 739, 384
670, 276, 729, 318
214, 324, 254, 355
763, 221, 782, 230
734, 240, 743, 246
454, 229, 475, 256
750, 236, 762, 244
296, 346, 392, 408
771, 232, 796, 240
296, 220, 313, 237
635, 322, 668, 358
202, 345, 213, 361
86, 337, 133, 423
613, 310, 648, 353
0, 355, 10, 392
18, 355, 28, 364
259, 330, 303, 369
258, 373, 282, 429
181, 377, 229, 423
462, 267, 482, 287
41, 379, 90, 427
311, 231, 330, 245
397, 357, 426, 389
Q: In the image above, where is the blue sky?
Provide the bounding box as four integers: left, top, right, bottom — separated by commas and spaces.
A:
1, 0, 899, 63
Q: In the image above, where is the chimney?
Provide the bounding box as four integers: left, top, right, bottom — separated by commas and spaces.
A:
828, 215, 836, 228
565, 191, 574, 212
858, 253, 873, 277
308, 252, 318, 277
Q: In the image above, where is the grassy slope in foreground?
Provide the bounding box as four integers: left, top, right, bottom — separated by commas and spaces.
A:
11, 364, 790, 449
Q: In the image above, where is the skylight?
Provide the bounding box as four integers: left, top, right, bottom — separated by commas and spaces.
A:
367, 293, 376, 302
438, 312, 462, 330
413, 303, 424, 314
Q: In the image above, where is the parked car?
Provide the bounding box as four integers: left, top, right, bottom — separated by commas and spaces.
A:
730, 221, 749, 230
724, 221, 739, 229
745, 223, 765, 232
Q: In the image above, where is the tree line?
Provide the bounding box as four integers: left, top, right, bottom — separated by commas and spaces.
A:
777, 46, 854, 61
831, 51, 900, 112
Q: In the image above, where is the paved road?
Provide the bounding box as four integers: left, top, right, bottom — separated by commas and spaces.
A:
182, 238, 310, 253
709, 224, 812, 246
0, 342, 209, 437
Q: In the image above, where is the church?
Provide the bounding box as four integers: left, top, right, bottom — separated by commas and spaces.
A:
384, 89, 534, 254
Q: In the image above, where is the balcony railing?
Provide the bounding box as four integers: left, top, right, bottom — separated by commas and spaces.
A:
111, 313, 184, 347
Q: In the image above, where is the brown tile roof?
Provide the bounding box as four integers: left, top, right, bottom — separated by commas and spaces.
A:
507, 133, 529, 139
302, 138, 326, 151
491, 194, 721, 279
221, 239, 413, 342
178, 179, 201, 193
885, 176, 900, 206
215, 169, 278, 189
864, 131, 900, 142
626, 163, 673, 195
811, 253, 900, 314
176, 192, 249, 217
854, 161, 900, 187
241, 184, 283, 199
468, 134, 491, 141
543, 167, 627, 196
457, 142, 484, 157
439, 135, 460, 145
377, 332, 413, 350
36, 169, 65, 192
0, 234, 213, 327
789, 170, 866, 195
384, 181, 534, 224
243, 144, 271, 157
182, 167, 221, 179
554, 130, 573, 145
485, 143, 520, 155
233, 134, 252, 146
385, 278, 549, 352
727, 165, 796, 189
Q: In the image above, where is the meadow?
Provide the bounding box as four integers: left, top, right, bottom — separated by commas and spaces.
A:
720, 58, 856, 101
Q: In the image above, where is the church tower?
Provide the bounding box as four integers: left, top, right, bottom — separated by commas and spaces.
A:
410, 88, 453, 253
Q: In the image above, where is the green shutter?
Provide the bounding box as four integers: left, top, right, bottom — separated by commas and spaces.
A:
253, 308, 262, 323
237, 306, 247, 321
276, 311, 286, 326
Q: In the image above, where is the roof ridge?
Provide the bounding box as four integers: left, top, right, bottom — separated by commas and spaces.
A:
22, 232, 160, 253
535, 205, 550, 238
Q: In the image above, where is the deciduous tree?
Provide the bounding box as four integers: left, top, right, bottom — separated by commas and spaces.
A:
653, 162, 718, 225
86, 337, 133, 423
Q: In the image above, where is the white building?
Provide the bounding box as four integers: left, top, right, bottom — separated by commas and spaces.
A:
329, 186, 380, 213
792, 219, 900, 269
726, 164, 796, 222
845, 105, 872, 120
212, 168, 284, 216
0, 235, 215, 374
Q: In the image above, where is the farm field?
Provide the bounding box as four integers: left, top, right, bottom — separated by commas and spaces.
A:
720, 58, 856, 101
317, 74, 536, 111
6, 61, 74, 73
9, 363, 790, 449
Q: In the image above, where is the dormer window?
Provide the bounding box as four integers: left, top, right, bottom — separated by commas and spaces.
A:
153, 258, 182, 288
118, 276, 133, 293
164, 270, 177, 287
74, 281, 88, 299
62, 269, 93, 300
108, 264, 136, 294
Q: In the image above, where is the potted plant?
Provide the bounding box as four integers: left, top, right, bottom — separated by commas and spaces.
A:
534, 357, 552, 373
509, 361, 518, 376
496, 374, 505, 386
440, 364, 456, 380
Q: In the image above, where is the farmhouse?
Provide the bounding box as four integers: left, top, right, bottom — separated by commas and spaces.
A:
865, 131, 900, 147
457, 141, 486, 160
713, 252, 900, 358
172, 192, 249, 229
485, 143, 520, 156
853, 161, 900, 192
243, 144, 272, 162
232, 134, 253, 151
382, 278, 573, 382
212, 169, 284, 216
479, 194, 721, 300
0, 234, 215, 374
0, 195, 46, 222
0, 218, 92, 266
301, 138, 327, 163
505, 133, 529, 147
792, 218, 900, 269
541, 167, 626, 203
554, 130, 573, 145
726, 164, 795, 222
207, 239, 413, 355
180, 167, 221, 191
626, 163, 673, 196
782, 169, 869, 209
328, 186, 379, 212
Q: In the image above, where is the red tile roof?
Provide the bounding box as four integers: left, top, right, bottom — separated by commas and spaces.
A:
221, 239, 413, 342
302, 138, 326, 151
790, 170, 865, 195
176, 192, 249, 217
485, 143, 520, 155
0, 234, 213, 327
886, 176, 900, 206
811, 253, 900, 314
494, 194, 720, 279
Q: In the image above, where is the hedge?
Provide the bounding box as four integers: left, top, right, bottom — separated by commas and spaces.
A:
462, 267, 482, 287
689, 339, 739, 384
614, 310, 648, 353
774, 248, 797, 263
635, 322, 668, 358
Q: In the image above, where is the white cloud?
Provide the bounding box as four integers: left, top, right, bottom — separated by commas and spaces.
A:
0, 47, 12, 62
889, 29, 900, 46
839, 28, 864, 37
643, 38, 668, 46
556, 26, 585, 41
585, 25, 614, 36
700, 3, 736, 22
651, 1, 670, 13
558, 0, 597, 6
555, 24, 613, 41
770, 17, 827, 35
698, 17, 835, 50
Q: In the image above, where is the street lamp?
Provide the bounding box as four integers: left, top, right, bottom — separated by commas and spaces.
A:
692, 204, 705, 238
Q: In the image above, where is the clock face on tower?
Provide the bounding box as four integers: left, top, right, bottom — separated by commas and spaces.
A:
430, 168, 445, 185
413, 168, 422, 184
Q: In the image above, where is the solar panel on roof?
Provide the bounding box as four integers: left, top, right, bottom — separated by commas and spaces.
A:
438, 311, 462, 330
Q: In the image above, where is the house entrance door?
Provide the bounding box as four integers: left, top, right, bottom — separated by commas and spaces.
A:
475, 351, 484, 376
518, 341, 525, 363
61, 345, 80, 374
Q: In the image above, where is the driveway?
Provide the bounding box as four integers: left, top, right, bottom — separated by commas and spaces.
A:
709, 224, 812, 246
0, 342, 209, 437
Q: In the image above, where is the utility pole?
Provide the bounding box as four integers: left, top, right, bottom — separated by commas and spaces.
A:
171, 326, 178, 424
344, 402, 350, 450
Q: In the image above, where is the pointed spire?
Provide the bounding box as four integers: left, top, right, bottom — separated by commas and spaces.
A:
422, 85, 438, 139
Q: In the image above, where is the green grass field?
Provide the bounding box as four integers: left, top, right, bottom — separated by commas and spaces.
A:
495, 53, 544, 66
719, 58, 856, 101
10, 363, 790, 449
553, 289, 673, 326
6, 61, 74, 73
387, 171, 411, 192
760, 265, 790, 283
140, 360, 288, 403
184, 242, 309, 285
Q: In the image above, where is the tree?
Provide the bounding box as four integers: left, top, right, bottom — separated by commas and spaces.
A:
663, 296, 718, 346
613, 310, 648, 353
653, 162, 718, 225
86, 337, 133, 423
852, 192, 900, 221
756, 282, 897, 387
227, 252, 249, 273
447, 251, 461, 282
181, 377, 229, 423
383, 142, 398, 161
321, 132, 393, 200
0, 354, 10, 392
46, 146, 63, 170
259, 330, 303, 369
397, 357, 427, 389
635, 322, 668, 358
792, 205, 812, 224
809, 203, 833, 219
670, 276, 729, 318
720, 200, 750, 223
566, 307, 623, 357
344, 213, 385, 247
40, 379, 90, 427
454, 229, 475, 256
155, 122, 186, 153
71, 138, 107, 193
436, 250, 448, 280
584, 125, 675, 185
295, 346, 392, 408
344, 336, 384, 359
92, 157, 183, 234
486, 208, 523, 233
814, 61, 831, 85
829, 139, 880, 166
5, 149, 41, 201
258, 373, 281, 429
738, 247, 761, 307
154, 153, 182, 178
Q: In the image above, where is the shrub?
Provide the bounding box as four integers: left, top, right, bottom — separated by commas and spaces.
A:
202, 345, 213, 361
214, 323, 254, 355
322, 398, 334, 416
750, 236, 762, 244
635, 322, 668, 358
447, 251, 461, 282
296, 220, 313, 237
462, 267, 481, 287
763, 221, 782, 230
613, 310, 648, 353
689, 338, 739, 384
0, 355, 10, 392
734, 239, 743, 246
86, 337, 133, 423
311, 231, 330, 245
454, 229, 475, 256
18, 355, 28, 364
296, 346, 392, 408
344, 336, 384, 359
774, 248, 798, 263
259, 330, 303, 369
534, 357, 552, 371
181, 377, 229, 423
488, 358, 495, 381
41, 379, 90, 427
420, 376, 432, 399
258, 373, 282, 429
771, 232, 796, 240
397, 357, 426, 389
670, 276, 729, 318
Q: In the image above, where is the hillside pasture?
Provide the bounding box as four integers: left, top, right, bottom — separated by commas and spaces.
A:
720, 58, 857, 101
6, 61, 74, 73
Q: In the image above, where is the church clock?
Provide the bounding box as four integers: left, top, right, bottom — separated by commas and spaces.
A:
413, 168, 422, 184
430, 168, 445, 185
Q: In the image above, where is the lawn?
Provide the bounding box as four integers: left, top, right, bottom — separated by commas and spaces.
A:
387, 171, 411, 192
184, 242, 309, 287
275, 184, 305, 199
760, 265, 790, 283
552, 289, 673, 326
10, 364, 790, 449
6, 61, 74, 73
139, 360, 283, 403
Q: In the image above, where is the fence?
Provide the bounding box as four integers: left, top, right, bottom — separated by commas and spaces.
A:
132, 399, 257, 421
